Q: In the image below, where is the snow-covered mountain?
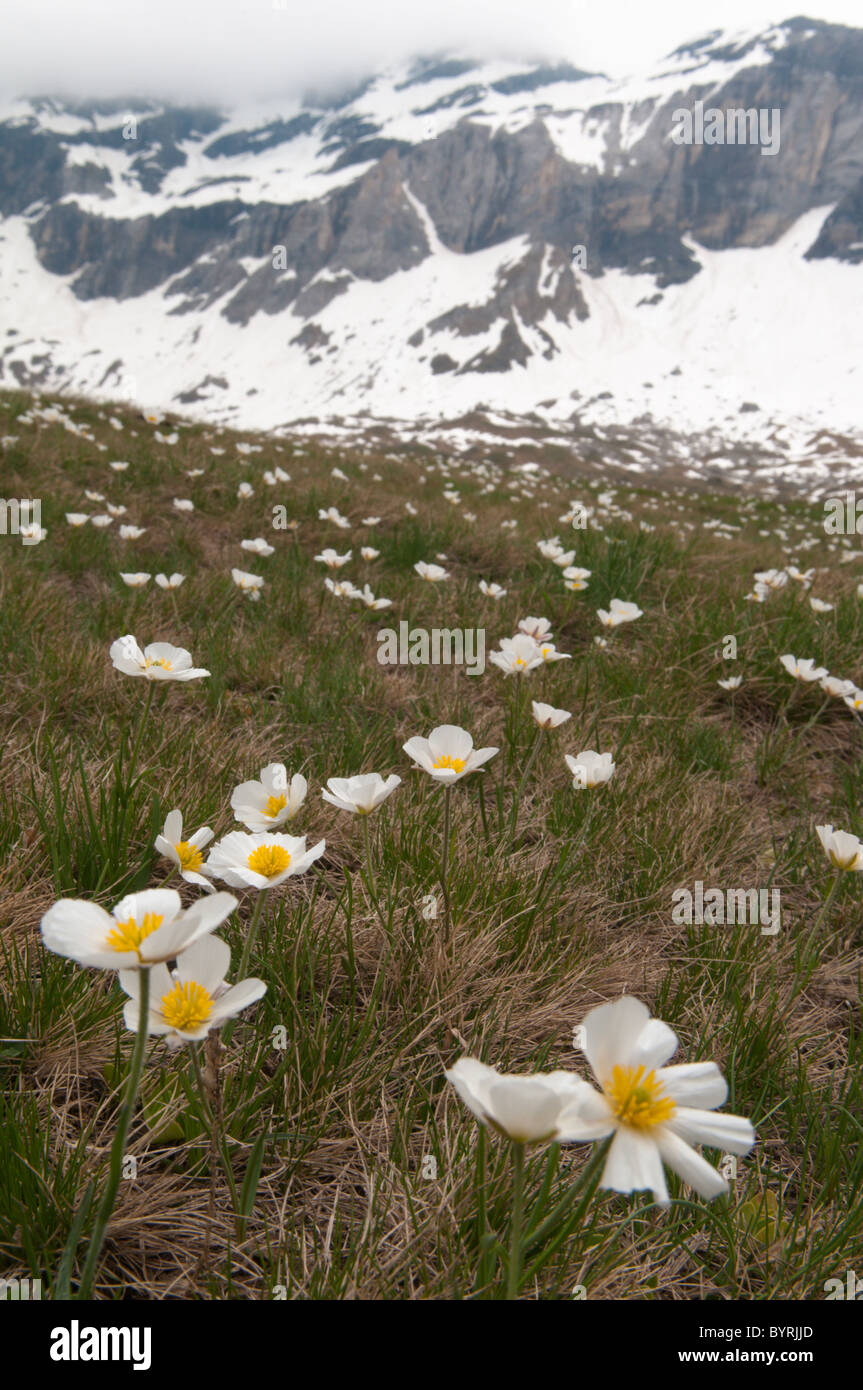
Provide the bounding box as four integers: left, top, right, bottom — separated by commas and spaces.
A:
1, 16, 863, 489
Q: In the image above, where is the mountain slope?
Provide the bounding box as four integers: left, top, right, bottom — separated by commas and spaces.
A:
1, 17, 862, 488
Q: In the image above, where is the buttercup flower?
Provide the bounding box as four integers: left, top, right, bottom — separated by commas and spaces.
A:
241, 538, 275, 556
518, 617, 553, 642
559, 997, 755, 1206
597, 599, 643, 628
322, 773, 401, 815
403, 724, 498, 783
232, 568, 264, 598
120, 572, 150, 588
718, 676, 742, 690
445, 1059, 589, 1144
820, 676, 855, 698
41, 888, 237, 970
779, 655, 828, 683
231, 763, 308, 830
815, 824, 863, 871
155, 572, 185, 589
565, 750, 615, 788
531, 701, 571, 730
155, 809, 215, 890
206, 831, 325, 890
479, 581, 507, 600
66, 513, 89, 527
120, 935, 265, 1047
489, 634, 544, 675
109, 635, 210, 681
415, 561, 449, 582
315, 548, 352, 570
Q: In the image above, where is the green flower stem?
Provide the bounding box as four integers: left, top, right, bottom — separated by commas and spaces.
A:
801, 866, 842, 957
506, 1140, 526, 1300
78, 965, 151, 1298
126, 681, 155, 791
439, 784, 453, 935
361, 813, 389, 932
235, 892, 266, 989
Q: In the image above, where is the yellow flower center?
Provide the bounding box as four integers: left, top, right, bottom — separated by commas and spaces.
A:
247, 845, 291, 878
432, 754, 466, 773
514, 657, 526, 667
106, 912, 164, 956
161, 980, 214, 1032
144, 657, 172, 670
176, 840, 203, 873
263, 793, 287, 818
603, 1065, 676, 1129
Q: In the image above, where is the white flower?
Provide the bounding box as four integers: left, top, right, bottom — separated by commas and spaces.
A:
597, 599, 643, 628
173, 498, 195, 513
90, 514, 114, 528
415, 561, 449, 582
357, 583, 392, 610
155, 572, 185, 589
403, 724, 498, 783
489, 634, 544, 676
779, 655, 828, 683
120, 935, 265, 1048
537, 538, 564, 560
536, 642, 571, 665
324, 577, 362, 599
754, 569, 788, 590
518, 617, 553, 642
237, 482, 254, 499
820, 676, 855, 698
550, 549, 576, 569
231, 763, 307, 830
594, 636, 609, 649
445, 1059, 589, 1144
479, 580, 507, 600
232, 568, 264, 598
360, 547, 380, 561
558, 997, 755, 1207
66, 513, 89, 527
531, 701, 571, 730
19, 523, 47, 544
85, 490, 105, 503
206, 831, 325, 890
319, 506, 351, 529
109, 460, 130, 472
565, 750, 615, 788
106, 504, 127, 517
240, 538, 275, 556
41, 888, 237, 970
119, 524, 146, 540
362, 517, 381, 527
718, 676, 742, 690
120, 572, 150, 588
315, 548, 352, 570
842, 687, 863, 713
815, 824, 863, 871
810, 597, 834, 613
744, 584, 770, 603
322, 773, 401, 815
155, 809, 215, 890
109, 635, 210, 682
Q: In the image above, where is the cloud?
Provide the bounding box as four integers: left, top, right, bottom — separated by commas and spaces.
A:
1, 0, 861, 105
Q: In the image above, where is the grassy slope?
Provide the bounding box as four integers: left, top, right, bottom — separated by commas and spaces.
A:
0, 387, 861, 1300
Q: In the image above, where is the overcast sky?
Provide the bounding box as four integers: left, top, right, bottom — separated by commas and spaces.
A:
1, 1, 861, 105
